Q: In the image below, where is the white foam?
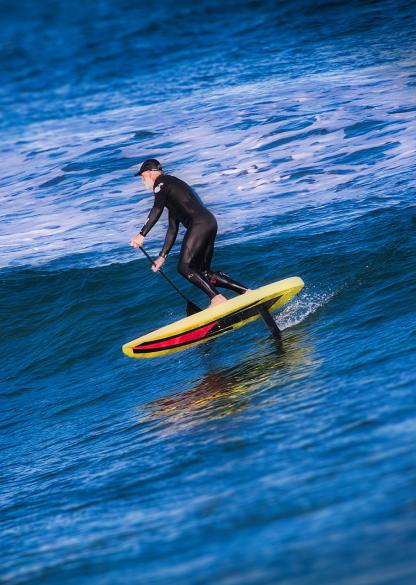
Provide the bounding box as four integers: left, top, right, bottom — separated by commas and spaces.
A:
2, 61, 415, 269
276, 289, 337, 330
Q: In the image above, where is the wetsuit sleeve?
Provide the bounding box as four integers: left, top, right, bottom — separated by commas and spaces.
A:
160, 211, 179, 258
139, 187, 168, 236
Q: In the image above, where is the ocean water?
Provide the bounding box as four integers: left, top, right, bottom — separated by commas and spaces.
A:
1, 0, 416, 583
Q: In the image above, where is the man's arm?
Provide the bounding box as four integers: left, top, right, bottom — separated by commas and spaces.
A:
160, 211, 179, 258
139, 187, 167, 236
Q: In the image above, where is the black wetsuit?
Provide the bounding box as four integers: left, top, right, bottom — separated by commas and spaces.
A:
139, 174, 247, 298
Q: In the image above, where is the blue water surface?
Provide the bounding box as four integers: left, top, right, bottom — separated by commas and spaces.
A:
1, 0, 416, 583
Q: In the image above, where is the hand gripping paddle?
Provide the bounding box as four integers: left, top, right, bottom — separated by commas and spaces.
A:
139, 246, 202, 316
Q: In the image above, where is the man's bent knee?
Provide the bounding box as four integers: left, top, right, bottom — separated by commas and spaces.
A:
177, 261, 193, 279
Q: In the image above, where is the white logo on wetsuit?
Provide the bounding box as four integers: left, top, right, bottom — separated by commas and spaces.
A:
154, 182, 164, 194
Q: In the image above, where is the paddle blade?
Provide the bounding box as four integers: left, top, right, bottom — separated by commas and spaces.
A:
186, 301, 202, 316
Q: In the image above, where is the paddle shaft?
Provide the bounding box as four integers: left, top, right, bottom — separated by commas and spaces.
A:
139, 246, 201, 312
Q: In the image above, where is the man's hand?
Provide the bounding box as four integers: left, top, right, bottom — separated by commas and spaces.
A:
131, 233, 145, 248
151, 256, 166, 273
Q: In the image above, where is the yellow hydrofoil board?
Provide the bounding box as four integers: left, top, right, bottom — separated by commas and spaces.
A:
122, 276, 304, 359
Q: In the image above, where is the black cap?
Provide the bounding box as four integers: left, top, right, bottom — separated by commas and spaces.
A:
134, 158, 163, 176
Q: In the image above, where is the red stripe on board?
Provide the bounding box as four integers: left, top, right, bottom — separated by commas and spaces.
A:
133, 321, 219, 351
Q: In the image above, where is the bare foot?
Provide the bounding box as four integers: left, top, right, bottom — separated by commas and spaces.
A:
209, 294, 227, 308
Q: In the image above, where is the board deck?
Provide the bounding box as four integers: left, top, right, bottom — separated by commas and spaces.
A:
122, 276, 304, 358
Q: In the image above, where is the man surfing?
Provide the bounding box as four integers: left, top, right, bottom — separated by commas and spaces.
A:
130, 159, 248, 307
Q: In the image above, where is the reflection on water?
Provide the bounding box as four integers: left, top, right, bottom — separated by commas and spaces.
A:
140, 329, 319, 433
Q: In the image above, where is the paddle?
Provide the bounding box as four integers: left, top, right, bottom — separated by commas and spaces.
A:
139, 246, 202, 316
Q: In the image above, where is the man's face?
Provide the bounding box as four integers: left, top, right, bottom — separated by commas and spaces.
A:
141, 171, 154, 191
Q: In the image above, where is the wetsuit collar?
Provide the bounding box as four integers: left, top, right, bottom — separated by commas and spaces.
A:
153, 174, 165, 190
